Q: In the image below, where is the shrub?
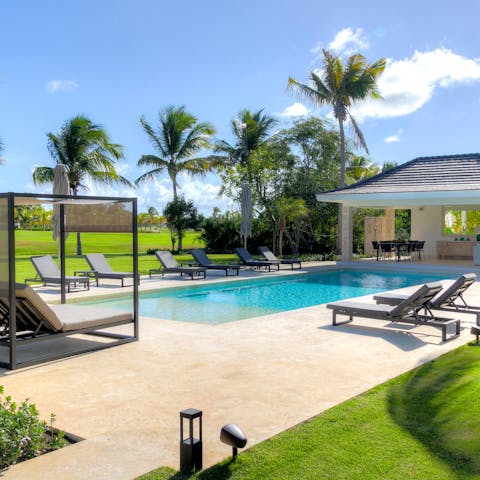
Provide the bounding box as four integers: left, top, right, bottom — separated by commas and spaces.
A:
0, 385, 66, 469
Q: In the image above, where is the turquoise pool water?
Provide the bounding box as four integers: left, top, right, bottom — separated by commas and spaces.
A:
83, 269, 452, 325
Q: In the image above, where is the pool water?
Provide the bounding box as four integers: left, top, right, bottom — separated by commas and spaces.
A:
83, 269, 452, 325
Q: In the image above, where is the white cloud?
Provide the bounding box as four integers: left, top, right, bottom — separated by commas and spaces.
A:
73, 173, 229, 215
384, 129, 403, 143
46, 79, 78, 94
276, 102, 309, 118
351, 48, 480, 121
328, 27, 369, 55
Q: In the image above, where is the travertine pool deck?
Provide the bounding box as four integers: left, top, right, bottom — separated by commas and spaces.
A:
1, 262, 479, 479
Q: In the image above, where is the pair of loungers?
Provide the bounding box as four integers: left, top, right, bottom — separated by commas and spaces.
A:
327, 273, 479, 341
28, 254, 136, 290
235, 247, 302, 271
149, 250, 241, 279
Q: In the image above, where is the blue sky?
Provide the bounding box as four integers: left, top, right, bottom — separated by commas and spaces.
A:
2, 0, 480, 214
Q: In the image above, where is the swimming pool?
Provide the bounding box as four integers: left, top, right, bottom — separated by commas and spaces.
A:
83, 269, 452, 325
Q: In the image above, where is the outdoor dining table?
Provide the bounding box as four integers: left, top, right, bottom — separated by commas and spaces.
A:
377, 240, 421, 262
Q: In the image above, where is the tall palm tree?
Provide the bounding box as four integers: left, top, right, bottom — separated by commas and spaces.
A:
287, 50, 386, 188
214, 109, 278, 170
288, 50, 385, 255
33, 114, 130, 255
135, 106, 217, 200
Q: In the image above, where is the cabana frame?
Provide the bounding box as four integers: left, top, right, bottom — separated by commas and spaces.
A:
0, 192, 139, 370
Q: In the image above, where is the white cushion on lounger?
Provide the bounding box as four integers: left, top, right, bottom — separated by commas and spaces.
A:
50, 304, 133, 331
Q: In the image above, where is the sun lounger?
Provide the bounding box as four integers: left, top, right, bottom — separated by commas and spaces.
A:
150, 251, 207, 279
234, 247, 279, 271
191, 249, 240, 276
0, 283, 135, 365
327, 282, 460, 341
27, 255, 90, 292
85, 253, 137, 287
258, 246, 302, 269
373, 273, 479, 325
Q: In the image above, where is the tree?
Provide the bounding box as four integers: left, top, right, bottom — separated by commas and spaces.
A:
215, 109, 278, 183
382, 161, 398, 172
287, 50, 385, 188
346, 155, 379, 183
136, 106, 217, 200
272, 197, 309, 256
32, 115, 130, 255
287, 50, 385, 254
163, 197, 200, 251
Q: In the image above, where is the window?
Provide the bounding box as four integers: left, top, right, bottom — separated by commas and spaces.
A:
443, 208, 480, 236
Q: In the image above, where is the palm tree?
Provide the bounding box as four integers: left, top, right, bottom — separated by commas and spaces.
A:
288, 50, 385, 255
33, 114, 130, 254
214, 109, 278, 171
346, 155, 379, 183
136, 106, 217, 200
287, 50, 386, 188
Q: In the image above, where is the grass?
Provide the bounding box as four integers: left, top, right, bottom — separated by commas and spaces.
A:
137, 343, 480, 480
13, 230, 239, 282
14, 229, 205, 256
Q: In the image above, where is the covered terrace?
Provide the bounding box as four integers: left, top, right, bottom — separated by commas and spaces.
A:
316, 153, 480, 263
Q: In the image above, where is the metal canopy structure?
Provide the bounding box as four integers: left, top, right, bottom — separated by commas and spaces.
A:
0, 192, 139, 370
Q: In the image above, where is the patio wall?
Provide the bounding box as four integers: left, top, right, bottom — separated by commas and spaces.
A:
411, 205, 479, 262
410, 206, 440, 259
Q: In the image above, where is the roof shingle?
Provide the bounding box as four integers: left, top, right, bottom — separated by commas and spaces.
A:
324, 153, 480, 194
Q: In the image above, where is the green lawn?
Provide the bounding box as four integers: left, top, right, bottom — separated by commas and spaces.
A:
138, 344, 480, 480
13, 229, 240, 282
14, 229, 205, 256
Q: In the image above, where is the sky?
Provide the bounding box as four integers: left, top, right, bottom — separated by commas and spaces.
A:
1, 0, 480, 214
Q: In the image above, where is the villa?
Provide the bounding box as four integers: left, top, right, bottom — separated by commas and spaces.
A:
316, 153, 480, 263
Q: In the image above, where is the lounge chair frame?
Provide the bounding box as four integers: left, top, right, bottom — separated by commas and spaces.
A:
257, 246, 302, 270
0, 192, 139, 370
373, 273, 479, 325
27, 255, 90, 292
328, 282, 461, 341
191, 249, 240, 276
85, 253, 137, 287
234, 247, 279, 271
150, 251, 207, 279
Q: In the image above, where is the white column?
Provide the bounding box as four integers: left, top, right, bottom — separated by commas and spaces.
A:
341, 205, 353, 262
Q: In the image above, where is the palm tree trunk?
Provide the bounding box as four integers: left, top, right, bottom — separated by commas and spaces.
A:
337, 117, 346, 255
76, 232, 82, 256
178, 229, 183, 251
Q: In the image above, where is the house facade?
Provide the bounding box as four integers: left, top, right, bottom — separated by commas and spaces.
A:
316, 154, 480, 262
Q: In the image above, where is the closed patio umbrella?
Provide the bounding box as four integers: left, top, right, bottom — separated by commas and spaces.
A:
240, 182, 252, 248
52, 164, 69, 240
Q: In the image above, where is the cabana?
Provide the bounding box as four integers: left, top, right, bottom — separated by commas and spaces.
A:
316, 154, 480, 263
0, 192, 139, 370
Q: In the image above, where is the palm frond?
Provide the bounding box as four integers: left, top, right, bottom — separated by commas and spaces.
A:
347, 111, 369, 154
140, 116, 168, 158
135, 167, 167, 185
32, 166, 54, 185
